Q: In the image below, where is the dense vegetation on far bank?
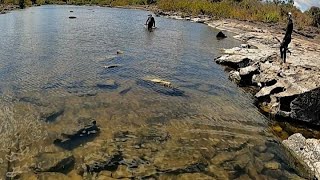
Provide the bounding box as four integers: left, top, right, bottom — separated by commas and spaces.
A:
1, 0, 319, 29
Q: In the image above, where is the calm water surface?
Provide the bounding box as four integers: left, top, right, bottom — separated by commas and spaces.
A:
0, 5, 304, 179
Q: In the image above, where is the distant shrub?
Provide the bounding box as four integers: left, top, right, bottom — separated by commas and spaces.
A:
307, 6, 320, 27
264, 11, 280, 23
157, 0, 316, 28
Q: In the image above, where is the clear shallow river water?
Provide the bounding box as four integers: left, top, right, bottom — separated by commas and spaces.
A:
0, 5, 305, 179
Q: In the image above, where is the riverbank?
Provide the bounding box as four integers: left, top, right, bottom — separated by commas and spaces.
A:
159, 13, 319, 125
0, 4, 19, 14
206, 19, 320, 178
207, 19, 320, 126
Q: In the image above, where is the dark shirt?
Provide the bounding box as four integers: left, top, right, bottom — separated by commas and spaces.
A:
146, 17, 155, 26
284, 19, 293, 40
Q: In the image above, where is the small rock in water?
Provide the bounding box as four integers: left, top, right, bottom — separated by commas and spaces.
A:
177, 173, 212, 179
103, 64, 121, 69
207, 165, 229, 179
119, 87, 132, 95
97, 79, 118, 89
86, 153, 124, 173
258, 152, 274, 162
216, 31, 227, 39
112, 165, 132, 179
54, 121, 100, 150
37, 172, 70, 180
97, 171, 112, 180
149, 78, 172, 87
69, 16, 77, 19
210, 152, 236, 165
116, 50, 124, 54
33, 152, 75, 173
264, 161, 281, 170
245, 162, 260, 179
67, 170, 83, 180
272, 125, 283, 133
137, 79, 185, 96
254, 145, 267, 153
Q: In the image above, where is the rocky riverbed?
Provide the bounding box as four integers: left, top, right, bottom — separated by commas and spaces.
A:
209, 20, 320, 125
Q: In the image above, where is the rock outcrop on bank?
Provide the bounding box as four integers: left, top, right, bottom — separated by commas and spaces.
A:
207, 19, 320, 177
283, 133, 320, 179
0, 5, 19, 14
209, 20, 320, 126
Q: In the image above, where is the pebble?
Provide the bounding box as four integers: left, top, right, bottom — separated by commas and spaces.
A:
264, 161, 281, 170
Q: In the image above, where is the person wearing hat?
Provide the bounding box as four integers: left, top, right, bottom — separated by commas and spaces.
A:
280, 12, 293, 63
145, 14, 156, 32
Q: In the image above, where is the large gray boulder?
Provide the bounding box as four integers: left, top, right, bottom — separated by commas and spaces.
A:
290, 87, 320, 125
283, 133, 320, 179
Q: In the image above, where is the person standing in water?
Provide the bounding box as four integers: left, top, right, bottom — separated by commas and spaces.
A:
146, 14, 155, 32
280, 12, 293, 63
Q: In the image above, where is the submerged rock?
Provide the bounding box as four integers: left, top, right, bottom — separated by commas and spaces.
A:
216, 31, 227, 39
19, 172, 38, 180
163, 163, 208, 174
33, 152, 75, 173
137, 79, 185, 97
54, 121, 100, 150
103, 64, 121, 69
97, 171, 113, 180
86, 153, 124, 173
210, 152, 236, 165
41, 108, 64, 122
207, 165, 229, 179
112, 165, 132, 178
177, 173, 212, 179
264, 161, 281, 170
37, 172, 71, 180
119, 87, 132, 95
96, 79, 118, 90
148, 78, 172, 87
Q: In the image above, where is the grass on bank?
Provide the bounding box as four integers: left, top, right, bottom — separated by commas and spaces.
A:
157, 0, 313, 29
1, 0, 319, 29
